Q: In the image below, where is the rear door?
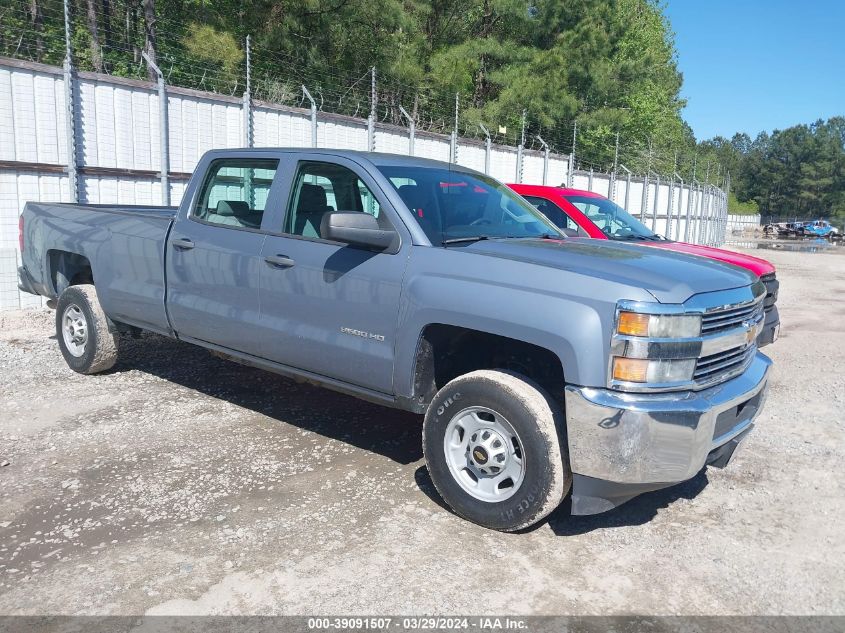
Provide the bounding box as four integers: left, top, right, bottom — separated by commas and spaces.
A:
166, 155, 282, 355
256, 156, 408, 393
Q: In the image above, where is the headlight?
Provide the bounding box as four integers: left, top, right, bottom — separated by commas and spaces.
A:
612, 357, 697, 384
617, 311, 701, 338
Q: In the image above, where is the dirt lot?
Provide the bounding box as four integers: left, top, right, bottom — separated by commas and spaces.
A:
0, 245, 843, 616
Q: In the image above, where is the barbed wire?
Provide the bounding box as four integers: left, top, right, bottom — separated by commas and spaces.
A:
0, 1, 726, 186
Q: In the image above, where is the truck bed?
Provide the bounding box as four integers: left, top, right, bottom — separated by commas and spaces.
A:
20, 202, 177, 335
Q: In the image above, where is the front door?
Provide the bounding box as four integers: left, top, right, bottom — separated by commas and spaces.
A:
166, 156, 280, 355
257, 157, 407, 394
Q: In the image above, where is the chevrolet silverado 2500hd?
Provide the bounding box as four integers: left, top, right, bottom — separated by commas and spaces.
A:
18, 149, 772, 531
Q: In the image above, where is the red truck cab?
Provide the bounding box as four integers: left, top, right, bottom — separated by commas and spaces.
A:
509, 184, 780, 347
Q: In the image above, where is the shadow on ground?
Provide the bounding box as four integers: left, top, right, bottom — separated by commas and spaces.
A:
110, 332, 423, 465
546, 470, 710, 535
414, 465, 711, 535
108, 331, 711, 533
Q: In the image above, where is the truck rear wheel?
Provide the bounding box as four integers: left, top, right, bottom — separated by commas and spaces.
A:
56, 284, 118, 374
422, 370, 571, 531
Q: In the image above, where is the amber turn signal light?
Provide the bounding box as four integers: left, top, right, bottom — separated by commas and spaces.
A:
612, 357, 649, 383
617, 311, 651, 337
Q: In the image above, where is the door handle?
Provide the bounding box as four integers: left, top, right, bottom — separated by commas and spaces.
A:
264, 254, 295, 268
172, 238, 195, 250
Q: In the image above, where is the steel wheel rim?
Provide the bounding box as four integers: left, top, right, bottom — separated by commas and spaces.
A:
61, 304, 88, 357
442, 405, 526, 503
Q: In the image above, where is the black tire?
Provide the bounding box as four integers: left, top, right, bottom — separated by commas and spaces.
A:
422, 369, 571, 532
55, 284, 118, 374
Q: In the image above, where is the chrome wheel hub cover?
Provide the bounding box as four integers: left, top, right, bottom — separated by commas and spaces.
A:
62, 304, 88, 358
443, 406, 525, 503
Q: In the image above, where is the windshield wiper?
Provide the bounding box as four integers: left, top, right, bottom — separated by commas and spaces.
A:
442, 235, 490, 245
616, 234, 649, 240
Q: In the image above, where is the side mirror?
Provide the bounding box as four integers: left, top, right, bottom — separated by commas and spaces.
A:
321, 212, 397, 250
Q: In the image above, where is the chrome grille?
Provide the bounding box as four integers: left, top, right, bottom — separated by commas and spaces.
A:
695, 345, 756, 382
701, 301, 764, 335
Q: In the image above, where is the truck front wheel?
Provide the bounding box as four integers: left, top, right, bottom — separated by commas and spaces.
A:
422, 370, 571, 531
56, 284, 118, 374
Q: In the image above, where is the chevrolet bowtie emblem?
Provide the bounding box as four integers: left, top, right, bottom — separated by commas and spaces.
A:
742, 320, 756, 345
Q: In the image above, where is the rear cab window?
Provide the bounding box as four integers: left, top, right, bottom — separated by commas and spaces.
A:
193, 158, 279, 230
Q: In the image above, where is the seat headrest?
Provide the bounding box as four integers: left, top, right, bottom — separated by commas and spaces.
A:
298, 183, 328, 211
397, 184, 427, 211
216, 200, 251, 217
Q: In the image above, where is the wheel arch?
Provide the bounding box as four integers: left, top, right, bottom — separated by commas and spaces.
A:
404, 323, 569, 413
47, 249, 93, 297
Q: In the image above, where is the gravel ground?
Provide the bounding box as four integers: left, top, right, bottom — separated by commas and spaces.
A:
0, 245, 843, 616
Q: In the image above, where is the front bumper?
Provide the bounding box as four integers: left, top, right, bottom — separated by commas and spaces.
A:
757, 304, 780, 347
564, 352, 772, 514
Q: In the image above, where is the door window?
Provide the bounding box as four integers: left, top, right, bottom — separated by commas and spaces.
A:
522, 195, 587, 236
193, 158, 279, 229
285, 161, 384, 239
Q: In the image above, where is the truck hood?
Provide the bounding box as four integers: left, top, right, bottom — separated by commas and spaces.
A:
644, 240, 775, 277
463, 238, 757, 303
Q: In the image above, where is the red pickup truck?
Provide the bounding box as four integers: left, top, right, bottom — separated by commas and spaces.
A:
509, 184, 780, 347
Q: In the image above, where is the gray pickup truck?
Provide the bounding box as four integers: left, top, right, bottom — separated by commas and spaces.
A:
18, 149, 772, 531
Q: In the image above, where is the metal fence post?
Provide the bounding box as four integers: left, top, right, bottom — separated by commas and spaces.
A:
666, 174, 675, 238
142, 51, 169, 206
302, 85, 317, 148
640, 174, 649, 222
710, 187, 717, 246
709, 187, 717, 246
694, 181, 705, 245
673, 173, 684, 241
609, 131, 619, 202
479, 124, 492, 174
568, 120, 577, 187
724, 190, 729, 244
62, 0, 78, 202
705, 184, 716, 246
588, 168, 594, 192
399, 105, 415, 156
690, 181, 699, 244
718, 188, 724, 245
515, 109, 526, 183
620, 164, 632, 211
450, 93, 459, 164
537, 135, 549, 185
716, 190, 723, 245
368, 67, 376, 152
686, 182, 697, 243
649, 171, 660, 232
242, 35, 252, 148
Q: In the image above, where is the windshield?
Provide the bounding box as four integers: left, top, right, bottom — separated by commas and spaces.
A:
377, 166, 563, 245
563, 194, 663, 241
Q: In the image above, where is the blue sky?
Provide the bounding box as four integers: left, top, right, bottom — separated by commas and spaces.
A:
664, 1, 845, 142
